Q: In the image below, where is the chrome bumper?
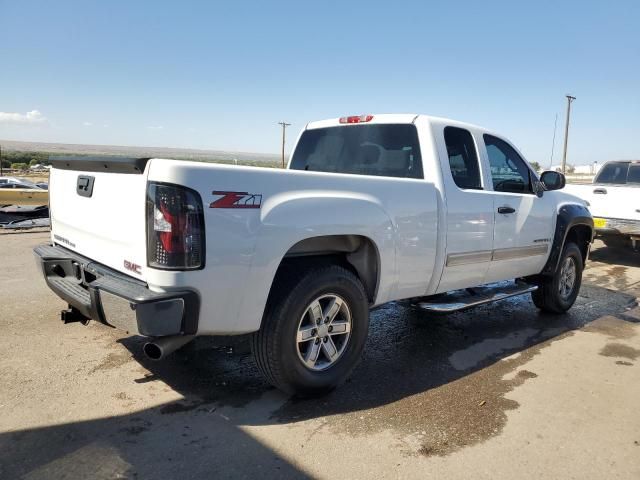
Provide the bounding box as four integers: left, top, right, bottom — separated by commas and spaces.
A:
594, 217, 640, 236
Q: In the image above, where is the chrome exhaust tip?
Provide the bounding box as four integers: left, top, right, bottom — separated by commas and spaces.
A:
143, 335, 194, 361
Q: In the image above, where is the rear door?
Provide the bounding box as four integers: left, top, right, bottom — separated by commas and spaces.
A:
49, 157, 149, 279
480, 135, 555, 281
435, 125, 495, 293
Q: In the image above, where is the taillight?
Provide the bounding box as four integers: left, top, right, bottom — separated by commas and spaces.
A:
339, 114, 374, 124
146, 182, 205, 270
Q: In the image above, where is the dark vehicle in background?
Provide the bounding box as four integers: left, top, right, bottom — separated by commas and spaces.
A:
0, 177, 48, 190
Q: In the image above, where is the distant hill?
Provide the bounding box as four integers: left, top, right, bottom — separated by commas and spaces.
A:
0, 139, 281, 166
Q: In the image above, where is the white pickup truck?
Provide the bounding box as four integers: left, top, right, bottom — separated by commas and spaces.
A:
34, 114, 593, 395
564, 160, 640, 250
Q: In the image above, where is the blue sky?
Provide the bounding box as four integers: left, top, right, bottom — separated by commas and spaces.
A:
1, 0, 638, 165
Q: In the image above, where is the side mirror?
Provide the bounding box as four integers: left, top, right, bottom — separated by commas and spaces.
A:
540, 171, 566, 191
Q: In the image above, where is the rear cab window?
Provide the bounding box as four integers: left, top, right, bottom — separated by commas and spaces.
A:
627, 164, 640, 184
444, 126, 482, 189
595, 162, 630, 184
290, 124, 423, 179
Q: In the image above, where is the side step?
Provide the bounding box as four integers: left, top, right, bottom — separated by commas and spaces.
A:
415, 281, 538, 313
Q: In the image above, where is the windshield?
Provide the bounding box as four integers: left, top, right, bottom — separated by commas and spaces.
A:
18, 179, 38, 187
290, 124, 423, 179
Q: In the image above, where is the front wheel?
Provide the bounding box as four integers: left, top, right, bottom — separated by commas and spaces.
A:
251, 264, 369, 396
532, 242, 583, 314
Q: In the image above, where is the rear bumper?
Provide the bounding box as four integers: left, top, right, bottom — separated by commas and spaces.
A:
594, 217, 640, 236
33, 244, 199, 336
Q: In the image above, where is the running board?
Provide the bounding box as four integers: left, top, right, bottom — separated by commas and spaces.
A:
415, 282, 538, 313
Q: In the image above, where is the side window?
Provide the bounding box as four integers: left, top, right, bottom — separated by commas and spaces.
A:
483, 134, 532, 193
444, 126, 482, 189
595, 162, 629, 184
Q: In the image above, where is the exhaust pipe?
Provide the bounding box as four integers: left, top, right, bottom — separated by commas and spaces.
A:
143, 335, 194, 361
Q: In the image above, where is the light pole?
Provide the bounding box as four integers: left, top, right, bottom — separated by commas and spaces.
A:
278, 121, 291, 169
561, 94, 576, 174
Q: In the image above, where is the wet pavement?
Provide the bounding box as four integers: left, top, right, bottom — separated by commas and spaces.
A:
1, 233, 639, 479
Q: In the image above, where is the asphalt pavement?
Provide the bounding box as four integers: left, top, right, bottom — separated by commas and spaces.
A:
1, 232, 639, 479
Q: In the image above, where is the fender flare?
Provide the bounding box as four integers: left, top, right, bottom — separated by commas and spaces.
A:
541, 203, 594, 276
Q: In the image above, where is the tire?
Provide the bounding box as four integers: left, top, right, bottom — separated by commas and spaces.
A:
251, 263, 369, 396
532, 242, 583, 314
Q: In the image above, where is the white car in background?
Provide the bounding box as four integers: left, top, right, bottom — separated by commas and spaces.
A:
565, 160, 640, 250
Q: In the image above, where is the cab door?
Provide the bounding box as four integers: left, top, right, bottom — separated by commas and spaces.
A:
480, 134, 555, 282
434, 126, 495, 293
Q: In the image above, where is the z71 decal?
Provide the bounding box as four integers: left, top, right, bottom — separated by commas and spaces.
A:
210, 191, 262, 209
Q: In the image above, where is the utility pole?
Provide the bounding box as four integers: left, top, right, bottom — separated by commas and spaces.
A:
561, 94, 576, 174
549, 113, 558, 169
0, 144, 3, 176
278, 121, 291, 168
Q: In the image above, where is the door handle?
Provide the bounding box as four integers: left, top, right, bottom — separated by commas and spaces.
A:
497, 206, 516, 214
593, 188, 607, 194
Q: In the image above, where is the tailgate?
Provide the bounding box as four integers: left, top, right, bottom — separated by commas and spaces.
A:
571, 184, 640, 221
49, 157, 150, 279
588, 185, 640, 222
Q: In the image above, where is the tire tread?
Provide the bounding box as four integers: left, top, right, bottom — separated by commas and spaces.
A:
532, 242, 583, 314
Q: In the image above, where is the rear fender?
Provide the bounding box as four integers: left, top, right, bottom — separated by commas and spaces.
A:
234, 193, 396, 333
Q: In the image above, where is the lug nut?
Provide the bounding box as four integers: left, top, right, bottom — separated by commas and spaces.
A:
315, 338, 321, 344
328, 326, 333, 332
323, 337, 328, 343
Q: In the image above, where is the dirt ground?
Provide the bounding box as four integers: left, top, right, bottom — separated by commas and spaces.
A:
1, 232, 639, 479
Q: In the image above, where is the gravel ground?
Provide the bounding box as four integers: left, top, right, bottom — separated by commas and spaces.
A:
1, 233, 639, 479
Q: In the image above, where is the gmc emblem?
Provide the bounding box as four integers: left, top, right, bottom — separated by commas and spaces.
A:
124, 260, 142, 275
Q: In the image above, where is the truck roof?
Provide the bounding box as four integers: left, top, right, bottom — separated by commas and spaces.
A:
305, 114, 488, 132
601, 160, 640, 164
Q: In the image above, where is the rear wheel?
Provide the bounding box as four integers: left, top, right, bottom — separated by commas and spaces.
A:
532, 242, 583, 314
251, 264, 369, 396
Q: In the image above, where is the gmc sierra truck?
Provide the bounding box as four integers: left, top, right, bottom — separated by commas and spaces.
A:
34, 114, 593, 395
564, 160, 640, 250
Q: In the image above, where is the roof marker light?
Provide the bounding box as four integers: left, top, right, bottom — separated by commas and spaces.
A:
339, 114, 374, 124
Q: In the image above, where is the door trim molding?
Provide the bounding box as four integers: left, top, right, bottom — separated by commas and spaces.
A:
446, 244, 548, 266
491, 244, 549, 261
446, 250, 493, 266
